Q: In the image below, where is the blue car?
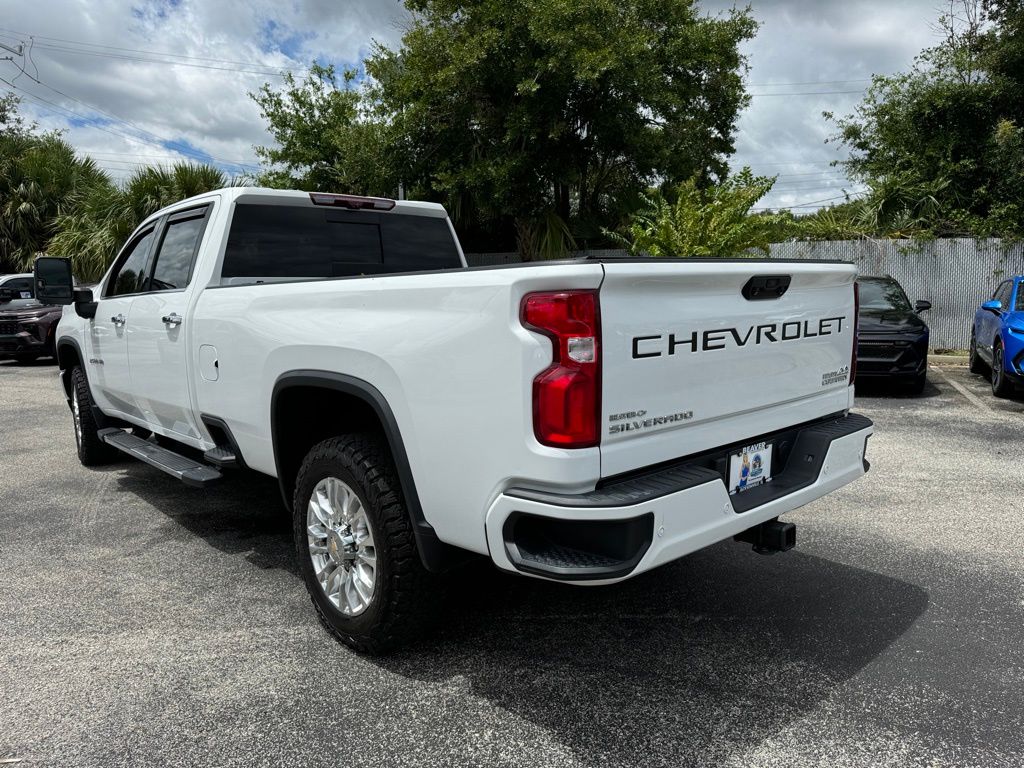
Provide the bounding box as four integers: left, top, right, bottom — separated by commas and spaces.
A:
969, 276, 1024, 397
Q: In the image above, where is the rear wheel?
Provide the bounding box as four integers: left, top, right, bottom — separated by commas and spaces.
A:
292, 434, 438, 654
968, 329, 987, 375
70, 366, 117, 466
991, 341, 1014, 398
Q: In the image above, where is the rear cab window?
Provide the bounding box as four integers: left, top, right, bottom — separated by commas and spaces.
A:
219, 203, 462, 284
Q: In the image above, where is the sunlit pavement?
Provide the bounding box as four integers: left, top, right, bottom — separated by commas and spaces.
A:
1, 360, 1021, 767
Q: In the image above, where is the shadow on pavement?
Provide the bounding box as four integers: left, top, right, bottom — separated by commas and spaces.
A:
854, 377, 941, 399
108, 463, 296, 575
107, 460, 928, 766
375, 548, 928, 765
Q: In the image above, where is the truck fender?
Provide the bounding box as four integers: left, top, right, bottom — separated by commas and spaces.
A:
271, 370, 473, 573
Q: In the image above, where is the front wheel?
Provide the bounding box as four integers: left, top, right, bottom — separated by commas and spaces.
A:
70, 366, 117, 466
991, 342, 1014, 398
293, 434, 438, 654
968, 329, 987, 375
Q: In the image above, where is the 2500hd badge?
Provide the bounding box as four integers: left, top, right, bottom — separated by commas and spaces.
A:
631, 316, 846, 359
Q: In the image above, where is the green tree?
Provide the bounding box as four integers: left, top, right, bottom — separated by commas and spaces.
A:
252, 1, 757, 259
0, 96, 109, 272
612, 169, 793, 257
250, 63, 398, 196
370, 0, 756, 259
49, 163, 229, 281
826, 0, 1024, 237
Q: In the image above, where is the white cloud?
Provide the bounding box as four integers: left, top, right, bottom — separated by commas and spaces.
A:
704, 0, 940, 209
0, 0, 407, 180
0, 0, 943, 208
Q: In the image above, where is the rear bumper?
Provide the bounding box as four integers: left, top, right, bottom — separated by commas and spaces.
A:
485, 412, 873, 584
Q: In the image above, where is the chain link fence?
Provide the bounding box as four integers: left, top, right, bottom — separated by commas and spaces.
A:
465, 239, 1024, 350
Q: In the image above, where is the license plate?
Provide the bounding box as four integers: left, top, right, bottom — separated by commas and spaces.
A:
728, 441, 773, 494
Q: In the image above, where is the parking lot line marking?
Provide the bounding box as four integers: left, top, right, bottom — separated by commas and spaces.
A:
930, 365, 993, 413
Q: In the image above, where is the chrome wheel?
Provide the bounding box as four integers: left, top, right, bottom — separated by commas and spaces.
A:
306, 477, 377, 616
72, 386, 82, 450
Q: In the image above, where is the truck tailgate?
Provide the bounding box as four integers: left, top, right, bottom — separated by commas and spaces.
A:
599, 260, 857, 478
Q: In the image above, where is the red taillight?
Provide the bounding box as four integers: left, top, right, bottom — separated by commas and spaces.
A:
521, 290, 601, 448
850, 281, 859, 383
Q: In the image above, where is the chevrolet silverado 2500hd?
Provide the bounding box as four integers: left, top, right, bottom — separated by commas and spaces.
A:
36, 187, 873, 653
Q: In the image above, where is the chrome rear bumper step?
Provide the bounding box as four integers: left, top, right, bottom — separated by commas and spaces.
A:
98, 428, 222, 487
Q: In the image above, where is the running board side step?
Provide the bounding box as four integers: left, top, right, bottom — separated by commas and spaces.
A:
98, 428, 222, 487
203, 445, 238, 468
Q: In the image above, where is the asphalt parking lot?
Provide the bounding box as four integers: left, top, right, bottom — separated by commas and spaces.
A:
1, 360, 1022, 768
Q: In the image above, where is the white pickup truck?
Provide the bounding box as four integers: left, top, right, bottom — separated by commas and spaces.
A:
37, 187, 873, 652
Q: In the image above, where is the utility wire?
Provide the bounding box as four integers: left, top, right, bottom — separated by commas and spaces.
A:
0, 78, 259, 171
754, 192, 866, 211
0, 60, 260, 169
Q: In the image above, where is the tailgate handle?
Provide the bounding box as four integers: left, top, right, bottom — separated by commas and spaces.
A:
742, 274, 791, 300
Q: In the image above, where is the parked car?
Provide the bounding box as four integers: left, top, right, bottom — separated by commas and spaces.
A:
0, 274, 64, 364
0, 272, 35, 300
969, 275, 1024, 397
855, 276, 931, 394
35, 187, 872, 653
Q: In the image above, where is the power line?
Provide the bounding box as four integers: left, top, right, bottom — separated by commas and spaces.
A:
745, 78, 873, 87
0, 27, 293, 77
31, 43, 289, 77
0, 64, 260, 170
0, 78, 259, 171
749, 89, 866, 97
0, 27, 291, 70
754, 192, 866, 211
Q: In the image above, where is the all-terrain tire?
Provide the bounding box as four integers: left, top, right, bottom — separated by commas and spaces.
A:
70, 366, 117, 466
292, 433, 438, 654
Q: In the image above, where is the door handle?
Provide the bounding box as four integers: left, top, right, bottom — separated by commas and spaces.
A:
162, 313, 183, 327
111, 314, 125, 325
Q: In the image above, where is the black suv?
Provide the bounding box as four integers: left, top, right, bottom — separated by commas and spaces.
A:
856, 276, 931, 394
0, 277, 64, 364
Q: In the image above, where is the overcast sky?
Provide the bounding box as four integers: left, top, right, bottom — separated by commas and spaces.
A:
0, 0, 941, 211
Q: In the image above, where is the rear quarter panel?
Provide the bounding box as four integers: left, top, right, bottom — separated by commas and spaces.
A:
191, 264, 605, 554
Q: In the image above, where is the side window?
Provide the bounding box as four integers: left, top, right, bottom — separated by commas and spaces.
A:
996, 281, 1013, 307
1016, 283, 1024, 312
8, 277, 33, 297
107, 229, 156, 298
148, 209, 209, 291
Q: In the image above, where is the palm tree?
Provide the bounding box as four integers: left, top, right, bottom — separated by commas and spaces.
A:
48, 162, 232, 281
0, 133, 107, 272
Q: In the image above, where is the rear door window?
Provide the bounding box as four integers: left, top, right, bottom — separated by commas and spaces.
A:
148, 207, 210, 291
220, 203, 461, 283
